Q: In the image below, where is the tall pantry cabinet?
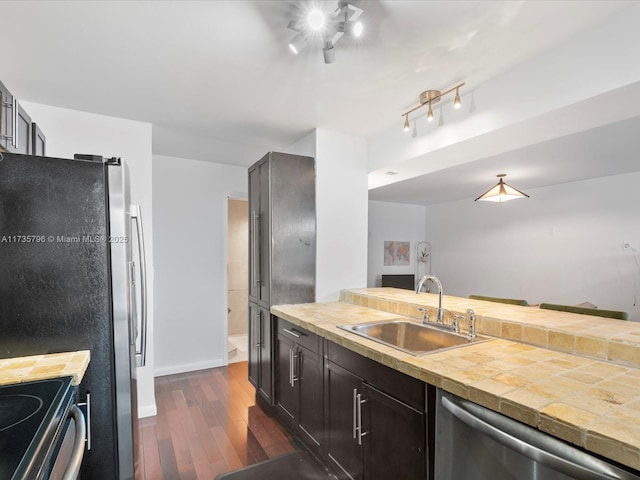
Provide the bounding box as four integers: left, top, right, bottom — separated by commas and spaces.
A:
248, 152, 316, 405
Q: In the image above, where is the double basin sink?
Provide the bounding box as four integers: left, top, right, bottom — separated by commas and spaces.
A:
339, 319, 489, 355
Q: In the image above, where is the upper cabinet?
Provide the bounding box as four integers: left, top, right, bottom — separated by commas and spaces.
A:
0, 80, 14, 152
248, 152, 316, 308
0, 79, 46, 155
32, 123, 46, 156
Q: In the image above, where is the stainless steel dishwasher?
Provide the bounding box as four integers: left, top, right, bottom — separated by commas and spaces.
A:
435, 389, 640, 480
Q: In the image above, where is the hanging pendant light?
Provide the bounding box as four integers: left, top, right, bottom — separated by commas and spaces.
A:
403, 115, 410, 132
475, 174, 529, 203
427, 102, 434, 122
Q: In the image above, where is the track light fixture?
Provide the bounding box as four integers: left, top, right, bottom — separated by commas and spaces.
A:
475, 174, 530, 203
402, 83, 465, 131
287, 2, 364, 64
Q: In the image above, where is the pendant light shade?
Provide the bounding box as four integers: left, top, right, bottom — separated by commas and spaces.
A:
475, 174, 529, 203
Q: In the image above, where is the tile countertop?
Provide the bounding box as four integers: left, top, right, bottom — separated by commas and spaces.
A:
272, 295, 640, 472
342, 288, 640, 369
0, 350, 90, 387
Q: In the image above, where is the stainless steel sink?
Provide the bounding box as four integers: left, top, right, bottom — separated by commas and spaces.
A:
338, 320, 489, 355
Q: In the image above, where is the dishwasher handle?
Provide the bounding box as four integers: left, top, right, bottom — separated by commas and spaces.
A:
441, 394, 625, 480
62, 406, 87, 480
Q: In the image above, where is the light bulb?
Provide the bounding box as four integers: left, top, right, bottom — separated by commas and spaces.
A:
307, 9, 325, 31
454, 88, 461, 109
403, 115, 410, 132
427, 104, 434, 122
343, 20, 363, 37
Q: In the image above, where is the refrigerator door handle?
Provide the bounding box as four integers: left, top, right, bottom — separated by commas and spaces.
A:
130, 204, 148, 368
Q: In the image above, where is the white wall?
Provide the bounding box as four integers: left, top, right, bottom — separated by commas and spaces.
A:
20, 101, 157, 417
286, 129, 369, 302
422, 172, 640, 321
152, 154, 246, 376
367, 201, 427, 288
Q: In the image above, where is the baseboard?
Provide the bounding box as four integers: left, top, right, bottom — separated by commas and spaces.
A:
153, 358, 225, 377
137, 403, 158, 418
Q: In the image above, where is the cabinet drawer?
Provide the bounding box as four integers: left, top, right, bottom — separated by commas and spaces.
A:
277, 318, 319, 354
326, 340, 425, 411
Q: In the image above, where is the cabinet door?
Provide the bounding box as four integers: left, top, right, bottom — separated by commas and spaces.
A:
248, 303, 260, 388
298, 344, 323, 451
248, 166, 260, 302
10, 102, 32, 154
275, 333, 297, 422
257, 307, 272, 404
257, 158, 270, 304
0, 82, 13, 151
325, 361, 364, 480
363, 384, 426, 480
32, 122, 46, 156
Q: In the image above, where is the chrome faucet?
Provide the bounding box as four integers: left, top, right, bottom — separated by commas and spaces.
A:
416, 275, 444, 324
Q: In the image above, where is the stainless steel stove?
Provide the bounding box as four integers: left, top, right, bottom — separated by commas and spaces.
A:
0, 377, 77, 480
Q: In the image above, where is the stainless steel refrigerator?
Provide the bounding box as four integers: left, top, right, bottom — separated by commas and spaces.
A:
0, 152, 148, 479
247, 152, 316, 405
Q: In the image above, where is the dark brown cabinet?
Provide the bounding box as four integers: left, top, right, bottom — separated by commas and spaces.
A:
248, 153, 315, 408
275, 318, 323, 453
364, 384, 426, 480
324, 341, 429, 480
32, 122, 46, 156
325, 360, 365, 480
13, 103, 33, 155
0, 80, 15, 152
248, 304, 272, 404
0, 79, 46, 155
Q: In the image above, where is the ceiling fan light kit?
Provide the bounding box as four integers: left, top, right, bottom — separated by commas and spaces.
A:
287, 1, 364, 64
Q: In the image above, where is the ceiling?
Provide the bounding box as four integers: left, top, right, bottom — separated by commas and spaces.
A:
1, 0, 638, 204
369, 115, 640, 206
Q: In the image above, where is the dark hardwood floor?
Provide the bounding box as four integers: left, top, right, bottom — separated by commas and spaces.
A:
137, 362, 297, 480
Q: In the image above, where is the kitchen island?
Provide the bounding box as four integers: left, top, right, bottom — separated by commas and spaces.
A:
272, 288, 640, 472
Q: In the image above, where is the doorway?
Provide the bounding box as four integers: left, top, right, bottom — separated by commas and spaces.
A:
227, 198, 249, 364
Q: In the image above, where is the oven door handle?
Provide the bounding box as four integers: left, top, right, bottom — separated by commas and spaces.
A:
62, 406, 86, 480
441, 395, 624, 480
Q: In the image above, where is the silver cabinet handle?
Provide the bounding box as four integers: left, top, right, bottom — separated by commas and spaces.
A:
130, 205, 148, 368
252, 211, 261, 288
282, 328, 301, 338
356, 393, 368, 445
253, 310, 262, 348
12, 98, 17, 148
251, 211, 258, 289
0, 95, 16, 145
62, 406, 87, 480
288, 348, 300, 387
289, 348, 294, 387
441, 394, 623, 480
352, 388, 358, 439
292, 350, 299, 385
